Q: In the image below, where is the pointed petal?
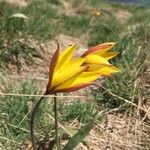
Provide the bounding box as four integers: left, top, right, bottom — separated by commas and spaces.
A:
93, 66, 121, 76
82, 42, 116, 57
55, 44, 77, 71
85, 54, 111, 65
47, 48, 60, 91
100, 52, 119, 60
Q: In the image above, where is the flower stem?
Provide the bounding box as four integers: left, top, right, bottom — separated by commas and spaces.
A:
54, 93, 61, 150
30, 92, 47, 150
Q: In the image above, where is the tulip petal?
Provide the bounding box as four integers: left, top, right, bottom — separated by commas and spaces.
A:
100, 52, 119, 60
85, 54, 111, 65
47, 48, 60, 91
82, 42, 116, 57
56, 44, 77, 71
92, 66, 121, 75
87, 64, 106, 71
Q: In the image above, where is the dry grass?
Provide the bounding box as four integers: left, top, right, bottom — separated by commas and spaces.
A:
0, 0, 150, 149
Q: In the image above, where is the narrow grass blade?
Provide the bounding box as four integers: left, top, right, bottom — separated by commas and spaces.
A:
63, 119, 95, 150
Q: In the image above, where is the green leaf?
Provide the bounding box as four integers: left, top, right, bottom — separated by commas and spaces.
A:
10, 13, 29, 20
63, 119, 95, 150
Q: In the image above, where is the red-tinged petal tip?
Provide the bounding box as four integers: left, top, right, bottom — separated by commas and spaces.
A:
82, 42, 117, 57
46, 45, 60, 92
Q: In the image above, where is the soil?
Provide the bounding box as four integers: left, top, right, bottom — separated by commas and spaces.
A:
114, 9, 132, 23
2, 0, 27, 7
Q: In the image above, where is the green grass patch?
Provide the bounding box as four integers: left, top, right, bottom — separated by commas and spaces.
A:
58, 101, 97, 123
0, 79, 53, 147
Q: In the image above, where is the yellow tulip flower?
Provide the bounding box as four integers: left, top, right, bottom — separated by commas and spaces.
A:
46, 43, 120, 93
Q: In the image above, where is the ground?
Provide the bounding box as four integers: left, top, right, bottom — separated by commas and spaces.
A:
0, 0, 150, 150
1, 0, 27, 7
